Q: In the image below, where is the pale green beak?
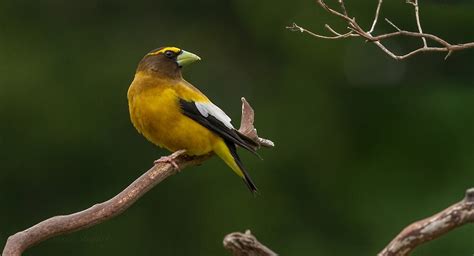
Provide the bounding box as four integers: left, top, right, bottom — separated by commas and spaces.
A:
177, 50, 201, 67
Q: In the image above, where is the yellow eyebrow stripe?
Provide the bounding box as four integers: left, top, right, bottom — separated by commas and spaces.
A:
148, 47, 181, 56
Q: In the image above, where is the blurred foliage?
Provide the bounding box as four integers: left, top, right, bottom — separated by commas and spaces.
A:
1, 0, 474, 255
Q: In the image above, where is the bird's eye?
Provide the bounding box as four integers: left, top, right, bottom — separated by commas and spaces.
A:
164, 51, 175, 58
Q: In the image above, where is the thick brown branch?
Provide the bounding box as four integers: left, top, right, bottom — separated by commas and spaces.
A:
379, 188, 474, 256
2, 98, 274, 256
223, 230, 278, 256
2, 151, 208, 256
287, 0, 474, 60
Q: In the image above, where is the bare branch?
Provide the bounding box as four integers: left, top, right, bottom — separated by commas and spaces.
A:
223, 230, 278, 256
409, 0, 428, 47
368, 0, 383, 33
2, 98, 274, 256
384, 18, 401, 32
379, 188, 474, 256
286, 22, 354, 40
239, 98, 274, 148
287, 0, 474, 60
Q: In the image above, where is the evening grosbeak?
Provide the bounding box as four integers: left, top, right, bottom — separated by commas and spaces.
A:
128, 47, 259, 192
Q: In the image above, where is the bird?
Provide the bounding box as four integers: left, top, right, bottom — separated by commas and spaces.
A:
127, 46, 260, 193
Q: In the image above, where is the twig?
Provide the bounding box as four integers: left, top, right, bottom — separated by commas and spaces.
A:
223, 230, 278, 256
2, 98, 274, 256
368, 0, 383, 33
408, 0, 427, 47
379, 188, 474, 256
286, 22, 355, 40
287, 0, 474, 60
239, 98, 274, 148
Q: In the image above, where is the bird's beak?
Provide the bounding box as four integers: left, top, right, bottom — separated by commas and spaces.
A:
177, 50, 201, 67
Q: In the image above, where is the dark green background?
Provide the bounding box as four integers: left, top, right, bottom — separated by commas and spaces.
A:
1, 0, 474, 255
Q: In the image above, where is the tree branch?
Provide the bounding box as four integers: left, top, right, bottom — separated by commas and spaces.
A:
286, 0, 474, 60
2, 98, 274, 256
223, 230, 278, 256
379, 188, 474, 256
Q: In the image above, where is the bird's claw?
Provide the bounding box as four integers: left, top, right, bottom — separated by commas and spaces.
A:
153, 150, 186, 171
154, 156, 180, 170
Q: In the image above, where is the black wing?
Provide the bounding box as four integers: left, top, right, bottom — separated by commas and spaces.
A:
179, 99, 259, 156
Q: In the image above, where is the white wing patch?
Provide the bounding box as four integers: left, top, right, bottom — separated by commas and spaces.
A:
195, 102, 234, 129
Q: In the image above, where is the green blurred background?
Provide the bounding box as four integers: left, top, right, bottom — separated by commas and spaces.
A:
1, 0, 474, 255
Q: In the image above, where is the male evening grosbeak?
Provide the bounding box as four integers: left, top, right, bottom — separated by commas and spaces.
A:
127, 47, 260, 192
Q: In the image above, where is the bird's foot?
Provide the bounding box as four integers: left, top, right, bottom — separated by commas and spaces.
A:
154, 150, 187, 171
154, 156, 179, 169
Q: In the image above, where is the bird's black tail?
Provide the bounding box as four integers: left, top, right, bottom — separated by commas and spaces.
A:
223, 139, 258, 194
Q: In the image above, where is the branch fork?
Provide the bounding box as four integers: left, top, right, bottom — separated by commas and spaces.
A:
287, 0, 474, 60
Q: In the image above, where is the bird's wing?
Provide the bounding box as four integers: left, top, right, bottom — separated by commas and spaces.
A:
179, 99, 259, 155
195, 102, 233, 129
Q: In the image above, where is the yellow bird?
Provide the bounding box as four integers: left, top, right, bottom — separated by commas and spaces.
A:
127, 47, 259, 192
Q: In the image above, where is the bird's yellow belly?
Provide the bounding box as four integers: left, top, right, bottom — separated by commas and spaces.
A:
129, 88, 218, 156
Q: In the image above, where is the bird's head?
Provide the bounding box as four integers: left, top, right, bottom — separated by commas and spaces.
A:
136, 46, 201, 79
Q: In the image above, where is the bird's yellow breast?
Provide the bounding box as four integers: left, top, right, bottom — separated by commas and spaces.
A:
128, 72, 219, 155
